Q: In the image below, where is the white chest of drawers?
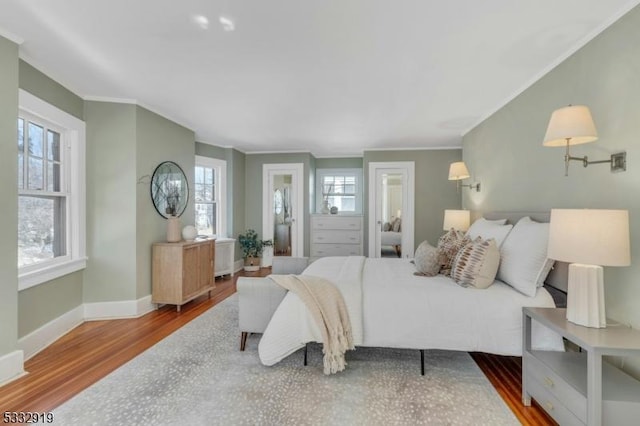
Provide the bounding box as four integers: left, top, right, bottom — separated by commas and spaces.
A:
310, 215, 363, 258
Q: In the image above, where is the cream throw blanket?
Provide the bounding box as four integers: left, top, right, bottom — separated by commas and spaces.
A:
268, 274, 355, 374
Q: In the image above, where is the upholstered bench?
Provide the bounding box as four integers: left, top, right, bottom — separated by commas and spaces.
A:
237, 257, 309, 350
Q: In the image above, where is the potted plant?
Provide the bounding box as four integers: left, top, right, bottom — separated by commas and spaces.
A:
238, 229, 263, 272
261, 239, 274, 268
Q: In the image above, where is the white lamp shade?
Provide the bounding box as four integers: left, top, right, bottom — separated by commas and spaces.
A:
543, 105, 598, 147
443, 209, 470, 231
548, 209, 630, 266
448, 162, 470, 180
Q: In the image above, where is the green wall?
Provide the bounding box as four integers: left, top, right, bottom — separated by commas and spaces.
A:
363, 150, 463, 254
83, 102, 138, 303
18, 274, 83, 337
463, 6, 640, 377
195, 142, 227, 160
19, 60, 83, 120
315, 157, 363, 169
0, 37, 19, 358
136, 107, 195, 298
230, 149, 246, 260
17, 60, 86, 337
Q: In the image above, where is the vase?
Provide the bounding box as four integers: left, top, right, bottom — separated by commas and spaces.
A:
243, 256, 260, 272
321, 200, 330, 214
167, 216, 181, 242
182, 225, 197, 241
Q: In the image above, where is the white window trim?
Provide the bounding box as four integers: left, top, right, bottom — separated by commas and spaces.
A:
18, 89, 86, 291
315, 168, 363, 214
195, 155, 227, 238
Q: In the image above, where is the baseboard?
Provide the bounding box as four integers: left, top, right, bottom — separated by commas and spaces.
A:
0, 350, 25, 386
234, 259, 244, 273
84, 294, 155, 320
18, 305, 84, 361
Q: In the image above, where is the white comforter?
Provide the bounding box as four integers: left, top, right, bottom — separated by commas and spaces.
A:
259, 256, 563, 366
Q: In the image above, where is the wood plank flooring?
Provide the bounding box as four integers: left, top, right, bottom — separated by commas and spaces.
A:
0, 269, 555, 425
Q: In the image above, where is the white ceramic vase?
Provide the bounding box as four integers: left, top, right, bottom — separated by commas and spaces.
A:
182, 225, 197, 241
167, 216, 182, 242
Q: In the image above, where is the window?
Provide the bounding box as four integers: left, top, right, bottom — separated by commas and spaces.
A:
194, 156, 226, 237
18, 90, 86, 290
315, 168, 362, 213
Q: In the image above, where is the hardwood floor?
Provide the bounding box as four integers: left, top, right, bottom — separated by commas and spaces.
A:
0, 269, 555, 425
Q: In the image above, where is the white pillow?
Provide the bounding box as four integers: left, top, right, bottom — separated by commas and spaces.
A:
497, 216, 555, 297
466, 217, 513, 248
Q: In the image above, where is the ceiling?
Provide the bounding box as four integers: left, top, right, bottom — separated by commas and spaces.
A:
1, 1, 638, 157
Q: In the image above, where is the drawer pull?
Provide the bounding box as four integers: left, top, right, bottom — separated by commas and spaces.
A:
349, 237, 357, 241
543, 377, 554, 388
317, 237, 324, 240
544, 401, 554, 411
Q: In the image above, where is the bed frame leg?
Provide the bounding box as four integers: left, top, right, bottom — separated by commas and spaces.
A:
304, 343, 308, 366
420, 349, 425, 376
240, 332, 248, 351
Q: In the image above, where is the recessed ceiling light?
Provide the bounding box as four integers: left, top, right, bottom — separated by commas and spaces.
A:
219, 16, 235, 32
192, 15, 209, 30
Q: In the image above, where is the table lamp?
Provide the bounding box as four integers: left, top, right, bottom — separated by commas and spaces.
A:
547, 209, 630, 328
443, 210, 470, 232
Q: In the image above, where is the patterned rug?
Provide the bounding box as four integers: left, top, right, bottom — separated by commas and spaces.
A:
50, 295, 518, 425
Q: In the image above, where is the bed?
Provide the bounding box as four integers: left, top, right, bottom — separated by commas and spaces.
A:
381, 217, 402, 257
381, 231, 402, 257
242, 212, 566, 368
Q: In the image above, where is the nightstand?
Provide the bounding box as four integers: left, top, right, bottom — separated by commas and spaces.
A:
522, 307, 640, 426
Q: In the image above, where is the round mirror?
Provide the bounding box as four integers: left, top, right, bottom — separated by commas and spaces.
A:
150, 161, 189, 218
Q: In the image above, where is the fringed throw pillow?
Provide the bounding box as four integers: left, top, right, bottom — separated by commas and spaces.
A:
451, 238, 500, 289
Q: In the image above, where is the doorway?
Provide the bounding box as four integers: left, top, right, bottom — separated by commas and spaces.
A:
262, 163, 304, 257
368, 162, 415, 259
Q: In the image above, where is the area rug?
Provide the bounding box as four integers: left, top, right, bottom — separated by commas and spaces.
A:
50, 295, 518, 425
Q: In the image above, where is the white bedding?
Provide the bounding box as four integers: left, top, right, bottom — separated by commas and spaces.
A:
259, 256, 563, 366
381, 231, 402, 246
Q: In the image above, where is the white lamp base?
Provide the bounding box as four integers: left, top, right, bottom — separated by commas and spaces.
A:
566, 264, 606, 328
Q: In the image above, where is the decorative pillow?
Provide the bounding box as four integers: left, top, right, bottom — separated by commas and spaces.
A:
392, 218, 402, 232
413, 240, 440, 277
436, 228, 471, 276
383, 222, 392, 232
466, 217, 513, 248
451, 238, 500, 289
497, 216, 555, 297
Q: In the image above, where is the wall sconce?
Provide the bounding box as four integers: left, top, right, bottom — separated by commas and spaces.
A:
443, 209, 470, 232
448, 161, 480, 192
542, 105, 626, 176
547, 209, 630, 328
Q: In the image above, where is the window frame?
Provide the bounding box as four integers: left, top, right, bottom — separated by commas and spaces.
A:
18, 90, 86, 291
194, 156, 227, 237
315, 168, 363, 214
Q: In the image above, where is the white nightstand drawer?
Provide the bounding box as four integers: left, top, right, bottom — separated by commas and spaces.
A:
312, 216, 361, 230
312, 230, 361, 244
524, 351, 586, 423
311, 244, 362, 257
527, 376, 584, 426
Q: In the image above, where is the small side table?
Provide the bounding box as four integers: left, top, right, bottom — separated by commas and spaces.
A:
522, 307, 640, 426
